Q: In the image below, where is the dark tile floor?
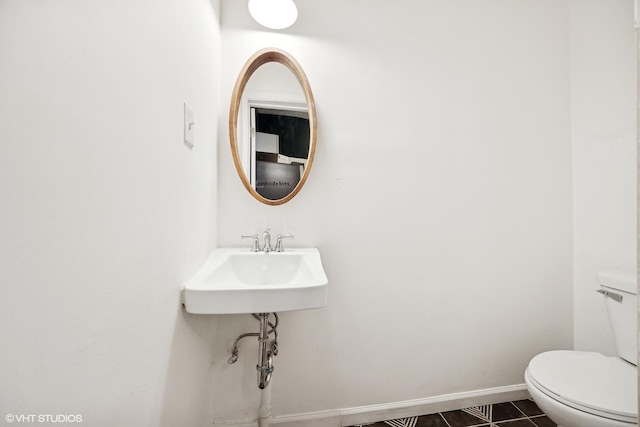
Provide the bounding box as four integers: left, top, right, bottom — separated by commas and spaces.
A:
349, 399, 556, 427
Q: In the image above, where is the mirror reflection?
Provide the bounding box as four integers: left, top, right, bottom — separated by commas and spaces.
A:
252, 106, 309, 200
238, 63, 309, 201
229, 49, 316, 205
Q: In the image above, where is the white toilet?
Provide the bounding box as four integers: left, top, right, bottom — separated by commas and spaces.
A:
525, 270, 638, 427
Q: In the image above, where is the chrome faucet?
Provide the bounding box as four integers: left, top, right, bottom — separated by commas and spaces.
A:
262, 229, 272, 252
241, 229, 293, 252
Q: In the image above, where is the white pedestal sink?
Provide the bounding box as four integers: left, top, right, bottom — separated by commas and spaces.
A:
182, 248, 328, 314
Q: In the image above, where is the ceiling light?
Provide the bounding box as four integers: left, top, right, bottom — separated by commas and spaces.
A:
248, 0, 298, 30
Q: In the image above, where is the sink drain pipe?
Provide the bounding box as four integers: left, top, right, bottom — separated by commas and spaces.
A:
256, 313, 278, 426
228, 313, 279, 426
258, 381, 272, 427
256, 313, 275, 389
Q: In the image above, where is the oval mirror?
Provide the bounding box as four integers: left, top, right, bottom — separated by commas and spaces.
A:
229, 48, 317, 205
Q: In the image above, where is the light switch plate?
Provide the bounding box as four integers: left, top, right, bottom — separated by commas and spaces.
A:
184, 102, 195, 150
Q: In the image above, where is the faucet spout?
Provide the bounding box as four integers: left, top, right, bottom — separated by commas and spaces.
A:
262, 229, 272, 252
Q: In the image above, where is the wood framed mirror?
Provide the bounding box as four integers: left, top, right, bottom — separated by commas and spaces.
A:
229, 48, 317, 205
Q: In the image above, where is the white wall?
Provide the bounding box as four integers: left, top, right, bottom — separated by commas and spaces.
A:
216, 0, 574, 422
1, 1, 631, 425
570, 0, 637, 355
0, 1, 221, 426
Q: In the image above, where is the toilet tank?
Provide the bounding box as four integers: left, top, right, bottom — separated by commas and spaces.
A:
597, 270, 637, 365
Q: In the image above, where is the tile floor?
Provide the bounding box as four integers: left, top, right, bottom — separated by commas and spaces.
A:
348, 400, 556, 427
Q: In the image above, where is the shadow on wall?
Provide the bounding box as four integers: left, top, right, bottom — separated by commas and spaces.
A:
159, 302, 217, 427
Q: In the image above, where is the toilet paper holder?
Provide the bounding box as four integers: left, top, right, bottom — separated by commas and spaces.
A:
596, 289, 623, 303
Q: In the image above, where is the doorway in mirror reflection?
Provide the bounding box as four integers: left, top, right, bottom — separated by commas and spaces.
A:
251, 105, 309, 200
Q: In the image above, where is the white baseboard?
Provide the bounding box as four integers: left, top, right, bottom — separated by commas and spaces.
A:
338, 384, 529, 426
213, 384, 530, 427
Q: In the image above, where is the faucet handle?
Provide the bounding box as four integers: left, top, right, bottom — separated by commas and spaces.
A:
274, 234, 294, 252
241, 234, 260, 252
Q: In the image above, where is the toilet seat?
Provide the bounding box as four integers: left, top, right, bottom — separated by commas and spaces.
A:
527, 350, 637, 424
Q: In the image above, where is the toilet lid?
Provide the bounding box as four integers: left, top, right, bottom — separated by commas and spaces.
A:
528, 351, 637, 423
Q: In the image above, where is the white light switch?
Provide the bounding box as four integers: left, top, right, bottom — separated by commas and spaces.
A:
184, 102, 195, 150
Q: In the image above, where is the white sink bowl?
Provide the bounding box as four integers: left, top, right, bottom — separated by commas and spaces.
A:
183, 248, 328, 314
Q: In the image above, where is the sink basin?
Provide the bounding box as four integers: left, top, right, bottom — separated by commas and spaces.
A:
182, 248, 328, 314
